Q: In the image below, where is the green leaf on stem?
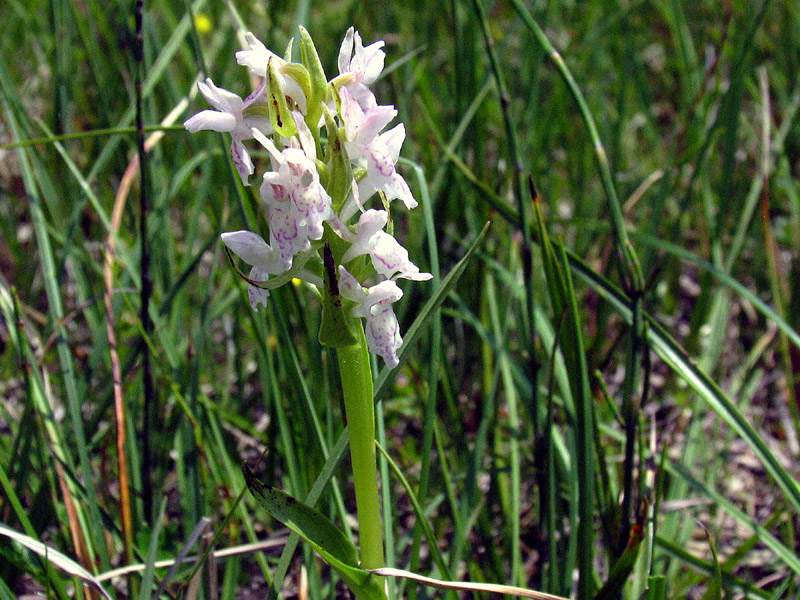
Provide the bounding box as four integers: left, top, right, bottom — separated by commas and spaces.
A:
268, 58, 299, 138
323, 105, 354, 213
593, 499, 646, 600
243, 463, 386, 600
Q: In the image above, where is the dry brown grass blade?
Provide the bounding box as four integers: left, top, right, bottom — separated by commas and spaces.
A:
104, 132, 136, 564
36, 368, 91, 578
103, 97, 190, 563
53, 459, 93, 596
757, 66, 800, 433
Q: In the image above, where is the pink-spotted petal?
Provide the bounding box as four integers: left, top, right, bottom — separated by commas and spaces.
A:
363, 280, 403, 313
247, 266, 271, 311
383, 172, 417, 210
369, 232, 416, 279
381, 123, 405, 164
231, 138, 254, 185
340, 209, 389, 266
337, 266, 367, 311
364, 305, 401, 368
268, 200, 306, 269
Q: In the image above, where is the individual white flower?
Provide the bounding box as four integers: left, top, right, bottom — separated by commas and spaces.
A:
340, 88, 396, 145
337, 27, 385, 110
236, 32, 308, 114
338, 266, 403, 368
340, 209, 432, 281
338, 87, 416, 216
221, 230, 285, 311
252, 127, 334, 269
184, 78, 273, 186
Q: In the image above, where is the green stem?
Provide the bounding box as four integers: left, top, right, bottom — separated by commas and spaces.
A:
336, 323, 385, 571
0, 124, 185, 150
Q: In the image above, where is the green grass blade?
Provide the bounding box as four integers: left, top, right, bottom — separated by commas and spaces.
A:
0, 52, 110, 571
0, 523, 112, 600
374, 442, 453, 587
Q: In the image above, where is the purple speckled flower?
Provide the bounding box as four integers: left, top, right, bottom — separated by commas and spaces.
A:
336, 27, 385, 111
190, 26, 431, 367
220, 230, 285, 311
340, 209, 432, 281
252, 125, 334, 270
338, 266, 403, 368
339, 87, 416, 217
184, 78, 272, 186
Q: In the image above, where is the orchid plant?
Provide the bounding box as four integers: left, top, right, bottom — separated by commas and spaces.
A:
185, 25, 429, 594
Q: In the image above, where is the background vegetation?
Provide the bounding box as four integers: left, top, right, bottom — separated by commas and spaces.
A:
1, 0, 799, 598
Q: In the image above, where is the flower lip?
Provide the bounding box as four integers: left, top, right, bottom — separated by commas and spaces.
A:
251, 127, 334, 269
336, 87, 416, 214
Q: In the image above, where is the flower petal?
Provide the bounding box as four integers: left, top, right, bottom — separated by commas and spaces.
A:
340, 209, 387, 264
292, 111, 316, 161
338, 27, 355, 77
236, 32, 277, 77
364, 305, 401, 368
363, 280, 403, 313
339, 87, 365, 142
383, 172, 417, 210
197, 78, 243, 114
247, 266, 271, 311
337, 266, 404, 367
358, 41, 386, 85
220, 230, 271, 265
184, 110, 237, 133
381, 123, 405, 164
395, 270, 433, 282
337, 266, 367, 315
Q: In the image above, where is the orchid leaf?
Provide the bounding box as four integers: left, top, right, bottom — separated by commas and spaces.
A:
243, 464, 386, 600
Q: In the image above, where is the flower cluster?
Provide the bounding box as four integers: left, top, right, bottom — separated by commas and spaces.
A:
185, 27, 430, 367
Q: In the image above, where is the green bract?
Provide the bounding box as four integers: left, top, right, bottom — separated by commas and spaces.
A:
323, 105, 355, 214
299, 25, 329, 129
267, 58, 298, 138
